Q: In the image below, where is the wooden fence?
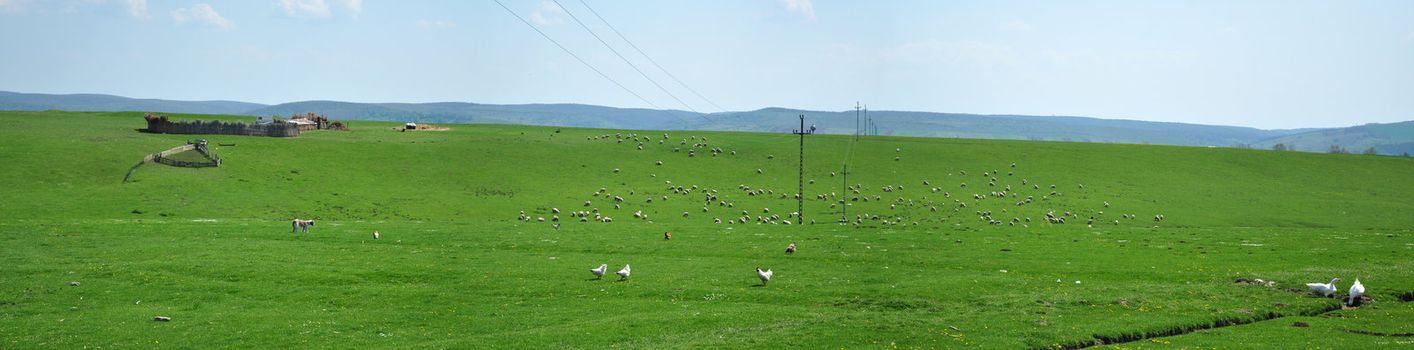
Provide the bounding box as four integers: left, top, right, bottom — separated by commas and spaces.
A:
123, 140, 223, 183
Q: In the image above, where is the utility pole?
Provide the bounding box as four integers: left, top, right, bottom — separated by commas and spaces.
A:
792, 114, 808, 225
854, 102, 861, 141
840, 164, 848, 224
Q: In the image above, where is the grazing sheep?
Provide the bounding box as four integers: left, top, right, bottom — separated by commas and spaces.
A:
292, 219, 316, 233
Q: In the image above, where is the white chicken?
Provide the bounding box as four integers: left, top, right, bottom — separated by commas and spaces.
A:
590, 264, 608, 279
1306, 278, 1339, 297
617, 264, 631, 281
756, 266, 773, 285
1348, 278, 1365, 306
372, 230, 380, 240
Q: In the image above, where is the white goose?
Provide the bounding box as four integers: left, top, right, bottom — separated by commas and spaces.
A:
756, 266, 773, 285
1306, 278, 1339, 297
617, 264, 631, 281
1348, 278, 1365, 306
590, 264, 608, 279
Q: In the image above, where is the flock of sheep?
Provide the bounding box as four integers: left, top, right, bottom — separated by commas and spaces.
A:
519, 132, 1170, 233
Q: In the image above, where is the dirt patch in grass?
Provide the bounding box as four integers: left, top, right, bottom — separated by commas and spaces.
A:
1038, 302, 1344, 350
830, 296, 942, 312
1344, 329, 1414, 337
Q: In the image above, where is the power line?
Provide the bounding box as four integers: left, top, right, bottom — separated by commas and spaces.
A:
552, 0, 701, 115
492, 0, 660, 109
575, 0, 729, 113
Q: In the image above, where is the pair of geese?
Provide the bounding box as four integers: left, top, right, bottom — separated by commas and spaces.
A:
1306, 277, 1365, 306
590, 264, 632, 281
589, 264, 775, 285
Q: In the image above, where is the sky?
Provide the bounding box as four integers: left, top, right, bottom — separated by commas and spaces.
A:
0, 0, 1411, 129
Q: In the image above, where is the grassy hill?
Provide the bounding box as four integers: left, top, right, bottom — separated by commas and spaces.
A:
0, 91, 265, 115
1253, 121, 1414, 155
0, 110, 1411, 348
7, 90, 1369, 152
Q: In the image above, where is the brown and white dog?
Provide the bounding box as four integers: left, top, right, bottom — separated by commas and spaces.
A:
292, 219, 315, 233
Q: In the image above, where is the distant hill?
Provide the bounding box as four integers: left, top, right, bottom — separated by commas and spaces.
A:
692, 108, 1311, 148
1252, 121, 1414, 155
244, 100, 702, 130
0, 91, 265, 115
5, 90, 1412, 155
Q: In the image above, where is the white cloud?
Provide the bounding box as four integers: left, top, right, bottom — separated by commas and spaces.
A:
124, 0, 147, 18
276, 0, 361, 18
999, 19, 1031, 33
340, 0, 361, 13
529, 1, 562, 26
277, 0, 330, 17
415, 19, 456, 29
0, 0, 27, 14
171, 4, 232, 30
781, 0, 814, 21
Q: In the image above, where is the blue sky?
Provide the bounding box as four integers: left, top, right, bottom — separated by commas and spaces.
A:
0, 0, 1411, 129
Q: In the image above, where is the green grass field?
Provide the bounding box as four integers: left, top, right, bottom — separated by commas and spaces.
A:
1, 111, 1411, 348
